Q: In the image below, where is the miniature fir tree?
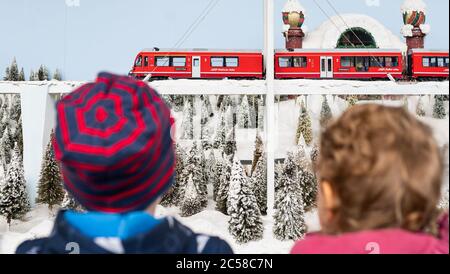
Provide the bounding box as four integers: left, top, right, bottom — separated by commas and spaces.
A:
433, 95, 447, 119
53, 69, 62, 81
19, 68, 25, 81
223, 128, 237, 157
206, 150, 216, 185
181, 142, 207, 209
180, 174, 203, 217
252, 155, 267, 215
0, 126, 13, 167
251, 132, 263, 176
438, 189, 449, 211
38, 65, 49, 81
257, 96, 264, 131
228, 157, 263, 244
320, 95, 332, 130
161, 144, 186, 207
273, 152, 306, 241
310, 144, 319, 173
238, 95, 251, 128
402, 97, 409, 112
4, 67, 10, 81
61, 191, 84, 212
296, 102, 313, 145
298, 167, 318, 212
36, 133, 65, 209
212, 154, 224, 201
216, 154, 232, 214
213, 112, 226, 149
0, 144, 30, 224
7, 58, 19, 81
416, 96, 426, 117
180, 100, 194, 139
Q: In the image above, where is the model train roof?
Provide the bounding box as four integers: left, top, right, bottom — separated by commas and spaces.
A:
141, 48, 262, 53
409, 49, 449, 54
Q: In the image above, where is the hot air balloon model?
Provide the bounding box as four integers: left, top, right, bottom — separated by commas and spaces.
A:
282, 0, 306, 50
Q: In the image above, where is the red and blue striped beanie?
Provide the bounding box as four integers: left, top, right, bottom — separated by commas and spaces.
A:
53, 72, 175, 213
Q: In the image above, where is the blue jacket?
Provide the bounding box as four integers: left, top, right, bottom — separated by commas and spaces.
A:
16, 210, 233, 254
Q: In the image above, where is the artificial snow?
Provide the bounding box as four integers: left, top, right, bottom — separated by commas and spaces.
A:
420, 24, 431, 34
401, 24, 414, 37
282, 0, 306, 14
401, 0, 427, 13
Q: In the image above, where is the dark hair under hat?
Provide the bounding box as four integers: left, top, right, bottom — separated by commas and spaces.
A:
53, 72, 175, 213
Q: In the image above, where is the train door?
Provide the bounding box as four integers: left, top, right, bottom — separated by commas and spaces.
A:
320, 56, 333, 78
192, 56, 201, 78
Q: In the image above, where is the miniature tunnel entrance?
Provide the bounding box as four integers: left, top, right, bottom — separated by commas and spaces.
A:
336, 27, 377, 48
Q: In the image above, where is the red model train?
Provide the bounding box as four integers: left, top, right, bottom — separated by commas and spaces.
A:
129, 48, 449, 81
130, 48, 263, 80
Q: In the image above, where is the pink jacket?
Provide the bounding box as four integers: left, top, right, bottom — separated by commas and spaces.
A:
291, 213, 449, 254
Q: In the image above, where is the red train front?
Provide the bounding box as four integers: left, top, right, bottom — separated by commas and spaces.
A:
130, 48, 264, 80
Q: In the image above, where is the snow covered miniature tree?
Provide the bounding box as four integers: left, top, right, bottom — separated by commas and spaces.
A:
438, 189, 449, 211
36, 133, 65, 209
38, 65, 49, 81
53, 69, 62, 81
252, 155, 267, 216
213, 112, 226, 149
9, 94, 21, 126
228, 157, 263, 244
212, 154, 224, 201
180, 174, 203, 217
238, 95, 251, 128
433, 95, 447, 119
61, 191, 84, 212
7, 58, 19, 81
298, 167, 318, 212
320, 95, 332, 130
257, 96, 264, 131
416, 96, 426, 117
161, 144, 186, 207
190, 142, 208, 207
180, 100, 194, 140
346, 95, 358, 108
0, 144, 30, 224
223, 128, 237, 157
4, 67, 10, 81
310, 144, 319, 174
273, 152, 306, 240
18, 68, 25, 81
216, 155, 232, 214
296, 102, 313, 145
0, 126, 13, 168
200, 99, 214, 149
206, 150, 216, 185
293, 144, 317, 211
251, 132, 263, 176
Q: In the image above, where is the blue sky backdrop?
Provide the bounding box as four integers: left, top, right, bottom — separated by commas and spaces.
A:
0, 0, 448, 80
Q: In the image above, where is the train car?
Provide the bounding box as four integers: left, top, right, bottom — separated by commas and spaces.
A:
408, 49, 449, 80
275, 49, 404, 80
130, 48, 264, 80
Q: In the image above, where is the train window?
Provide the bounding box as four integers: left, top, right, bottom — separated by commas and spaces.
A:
279, 57, 291, 68
341, 57, 354, 67
144, 56, 149, 67
135, 56, 142, 67
156, 57, 170, 67
172, 57, 186, 67
293, 57, 307, 68
446, 58, 450, 67
430, 57, 437, 67
370, 57, 384, 67
385, 57, 398, 67
422, 57, 430, 67
437, 58, 445, 67
355, 57, 369, 72
225, 57, 239, 67
211, 57, 224, 67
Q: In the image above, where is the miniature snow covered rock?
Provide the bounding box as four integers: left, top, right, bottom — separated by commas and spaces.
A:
228, 157, 263, 244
